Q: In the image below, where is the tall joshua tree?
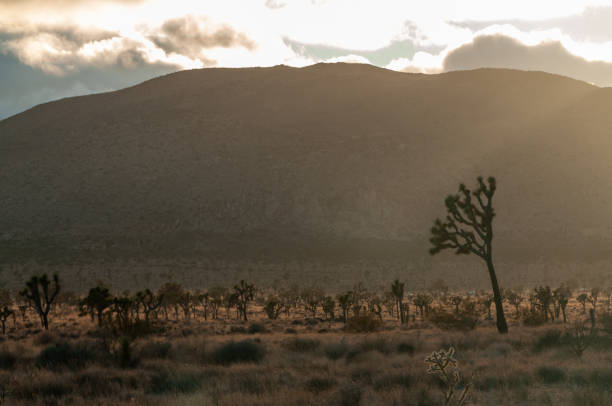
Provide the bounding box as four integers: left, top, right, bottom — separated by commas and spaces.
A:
429, 176, 508, 334
391, 279, 406, 323
19, 273, 61, 330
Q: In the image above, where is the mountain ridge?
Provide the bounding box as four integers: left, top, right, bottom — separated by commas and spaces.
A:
1, 63, 612, 288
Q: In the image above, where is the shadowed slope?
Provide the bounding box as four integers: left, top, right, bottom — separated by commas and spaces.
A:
1, 63, 611, 283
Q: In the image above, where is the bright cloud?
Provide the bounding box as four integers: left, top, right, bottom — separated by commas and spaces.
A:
4, 0, 612, 119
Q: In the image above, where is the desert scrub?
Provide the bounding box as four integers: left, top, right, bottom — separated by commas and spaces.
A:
36, 340, 99, 370
282, 337, 320, 352
211, 340, 265, 365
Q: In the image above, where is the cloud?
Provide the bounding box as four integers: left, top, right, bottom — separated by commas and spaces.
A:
150, 16, 256, 60
265, 0, 287, 9
452, 6, 612, 43
0, 16, 259, 76
387, 33, 612, 87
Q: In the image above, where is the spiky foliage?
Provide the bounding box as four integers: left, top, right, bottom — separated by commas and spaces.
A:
534, 286, 553, 321
425, 347, 471, 406
0, 305, 14, 335
135, 289, 163, 322
505, 289, 524, 318
553, 286, 571, 323
264, 296, 283, 320
429, 176, 508, 334
19, 273, 60, 330
391, 279, 406, 323
233, 280, 255, 321
80, 285, 114, 326
336, 292, 352, 323
577, 293, 588, 314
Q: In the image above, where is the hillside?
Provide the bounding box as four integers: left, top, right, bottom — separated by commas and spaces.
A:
1, 63, 612, 289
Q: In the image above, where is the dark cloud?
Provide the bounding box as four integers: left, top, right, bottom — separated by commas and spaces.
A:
451, 6, 612, 43
442, 34, 612, 87
151, 16, 256, 59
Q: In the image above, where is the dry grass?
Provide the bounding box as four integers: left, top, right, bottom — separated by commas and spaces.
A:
1, 306, 612, 405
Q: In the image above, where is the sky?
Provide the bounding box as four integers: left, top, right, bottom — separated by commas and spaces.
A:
3, 0, 612, 119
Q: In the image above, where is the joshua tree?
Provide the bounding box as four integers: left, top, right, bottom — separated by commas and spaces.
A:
233, 280, 255, 321
391, 279, 406, 323
80, 285, 114, 326
336, 292, 352, 323
480, 295, 494, 320
135, 289, 163, 322
264, 296, 283, 320
449, 295, 463, 314
19, 273, 60, 330
553, 286, 571, 323
0, 305, 14, 335
577, 293, 588, 314
588, 287, 600, 313
322, 296, 336, 322
413, 292, 433, 318
158, 282, 184, 320
505, 290, 523, 318
534, 286, 553, 322
178, 291, 192, 320
429, 176, 508, 333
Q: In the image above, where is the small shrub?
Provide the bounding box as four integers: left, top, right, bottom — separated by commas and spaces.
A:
359, 338, 392, 355
36, 341, 97, 370
397, 342, 415, 355
345, 314, 382, 333
305, 376, 337, 393
248, 322, 267, 334
373, 373, 412, 391
428, 307, 478, 331
229, 326, 247, 334
521, 308, 547, 327
211, 340, 265, 365
537, 366, 566, 384
324, 341, 349, 360
0, 348, 16, 370
148, 369, 202, 394
283, 337, 320, 352
532, 329, 563, 353
138, 341, 172, 359
339, 383, 363, 406
33, 331, 56, 346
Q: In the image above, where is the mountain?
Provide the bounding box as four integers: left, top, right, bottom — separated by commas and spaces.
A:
1, 63, 612, 290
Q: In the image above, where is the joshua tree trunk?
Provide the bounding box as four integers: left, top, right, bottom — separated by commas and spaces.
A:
486, 254, 508, 334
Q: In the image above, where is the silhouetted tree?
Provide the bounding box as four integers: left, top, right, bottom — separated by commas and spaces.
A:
158, 282, 184, 320
135, 289, 163, 322
80, 285, 114, 326
336, 292, 352, 323
233, 280, 255, 321
534, 286, 553, 322
429, 176, 508, 334
413, 293, 432, 318
322, 296, 336, 322
577, 293, 588, 314
264, 295, 283, 320
588, 287, 600, 313
553, 286, 571, 323
391, 279, 406, 323
0, 305, 14, 335
505, 290, 523, 318
19, 273, 60, 330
